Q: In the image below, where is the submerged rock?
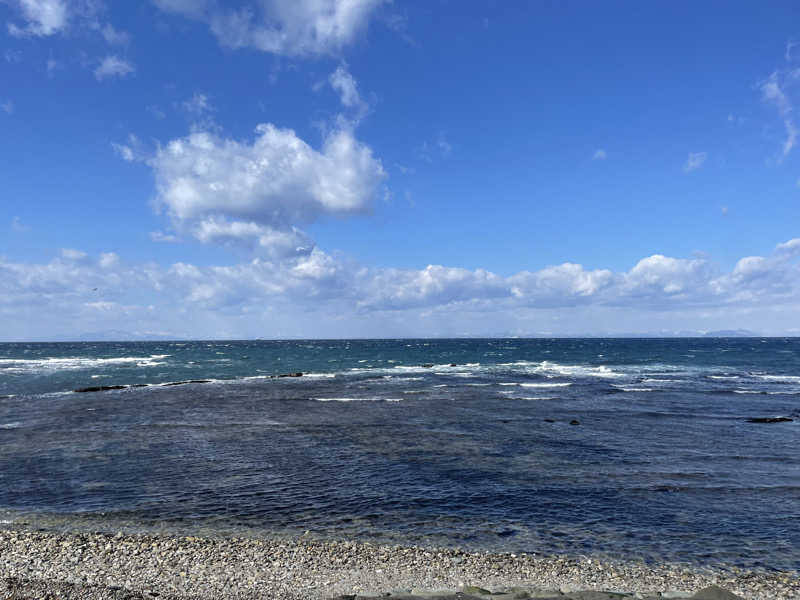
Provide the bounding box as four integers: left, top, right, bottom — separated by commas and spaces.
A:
73, 385, 127, 393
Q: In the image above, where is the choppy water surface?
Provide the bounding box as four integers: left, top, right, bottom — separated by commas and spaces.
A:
0, 339, 798, 570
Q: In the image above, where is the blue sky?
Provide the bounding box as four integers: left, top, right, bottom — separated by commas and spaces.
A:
2, 0, 800, 340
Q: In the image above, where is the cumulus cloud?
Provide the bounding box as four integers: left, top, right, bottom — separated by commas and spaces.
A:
6, 0, 68, 36
94, 55, 135, 80
6, 0, 121, 42
148, 122, 386, 254
2, 239, 800, 338
683, 151, 707, 172
153, 0, 386, 57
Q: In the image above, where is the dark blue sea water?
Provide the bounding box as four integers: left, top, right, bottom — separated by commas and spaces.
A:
1, 339, 798, 570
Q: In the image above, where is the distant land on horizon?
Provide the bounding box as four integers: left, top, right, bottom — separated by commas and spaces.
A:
2, 329, 776, 343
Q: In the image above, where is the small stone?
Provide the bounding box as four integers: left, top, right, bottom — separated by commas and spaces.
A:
690, 586, 745, 600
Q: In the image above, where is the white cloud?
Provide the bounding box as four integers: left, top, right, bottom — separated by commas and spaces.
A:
94, 55, 135, 80
182, 92, 213, 115
1, 100, 13, 114
60, 247, 88, 261
150, 231, 180, 243
7, 0, 68, 37
760, 71, 797, 157
592, 149, 607, 161
683, 151, 707, 172
2, 239, 800, 338
111, 134, 145, 162
151, 0, 210, 18
154, 0, 386, 57
776, 237, 800, 255
4, 49, 22, 62
46, 57, 60, 75
150, 123, 387, 243
191, 217, 314, 259
418, 133, 452, 162
10, 216, 28, 231
97, 22, 129, 45
329, 64, 362, 108
98, 252, 119, 268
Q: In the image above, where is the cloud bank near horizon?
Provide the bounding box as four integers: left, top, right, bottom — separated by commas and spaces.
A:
2, 237, 799, 340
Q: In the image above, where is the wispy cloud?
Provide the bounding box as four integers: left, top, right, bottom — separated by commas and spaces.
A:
418, 133, 452, 163
94, 55, 134, 80
760, 70, 797, 158
329, 63, 369, 122
4, 49, 22, 63
46, 57, 61, 76
683, 151, 707, 173
97, 22, 129, 45
11, 216, 29, 232
182, 92, 213, 116
1, 100, 14, 114
592, 149, 607, 161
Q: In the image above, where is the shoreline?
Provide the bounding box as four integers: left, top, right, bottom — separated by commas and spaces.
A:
1, 527, 797, 600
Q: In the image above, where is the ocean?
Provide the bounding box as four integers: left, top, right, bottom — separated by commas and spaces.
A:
0, 338, 798, 571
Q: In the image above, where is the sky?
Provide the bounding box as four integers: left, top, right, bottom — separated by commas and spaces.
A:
2, 0, 800, 340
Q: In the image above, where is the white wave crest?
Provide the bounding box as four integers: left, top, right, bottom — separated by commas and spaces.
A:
312, 397, 380, 402
519, 382, 572, 388
751, 374, 800, 383
0, 355, 171, 373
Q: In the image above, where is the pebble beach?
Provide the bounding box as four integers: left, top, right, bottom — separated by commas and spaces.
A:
1, 527, 797, 600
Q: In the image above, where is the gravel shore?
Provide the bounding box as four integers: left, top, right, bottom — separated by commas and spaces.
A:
0, 528, 797, 600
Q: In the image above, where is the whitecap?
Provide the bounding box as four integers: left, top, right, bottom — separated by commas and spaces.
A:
752, 374, 800, 383
612, 385, 656, 392
520, 382, 572, 388
0, 422, 21, 429
0, 355, 171, 373
313, 397, 379, 402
